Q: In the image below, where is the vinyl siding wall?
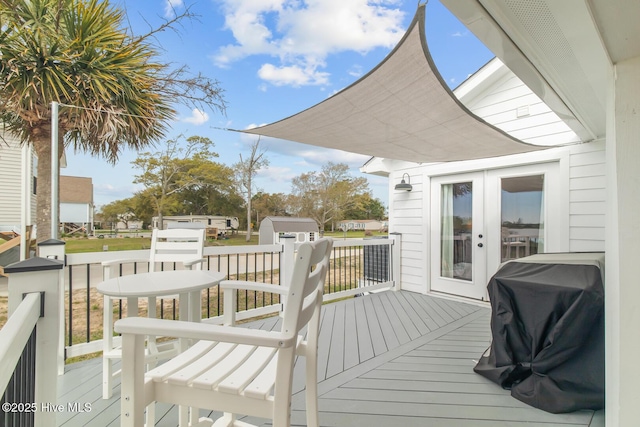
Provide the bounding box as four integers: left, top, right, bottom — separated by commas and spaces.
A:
0, 135, 36, 230
567, 141, 606, 251
462, 69, 582, 147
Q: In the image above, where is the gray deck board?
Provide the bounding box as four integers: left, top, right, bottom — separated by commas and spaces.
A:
378, 291, 411, 345
353, 297, 374, 362
362, 295, 387, 356
326, 301, 346, 378
56, 290, 603, 426
369, 293, 399, 350
343, 299, 361, 370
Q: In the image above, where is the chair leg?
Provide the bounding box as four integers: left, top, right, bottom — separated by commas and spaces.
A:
146, 403, 156, 427
102, 357, 113, 400
121, 333, 146, 427
305, 351, 319, 427
178, 404, 189, 426
103, 295, 114, 399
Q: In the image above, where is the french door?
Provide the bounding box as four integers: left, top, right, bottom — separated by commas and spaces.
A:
430, 163, 558, 300
430, 172, 487, 300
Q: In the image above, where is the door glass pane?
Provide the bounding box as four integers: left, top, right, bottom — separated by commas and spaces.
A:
441, 182, 473, 281
501, 175, 544, 262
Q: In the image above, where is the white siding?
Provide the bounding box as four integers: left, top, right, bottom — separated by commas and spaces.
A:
467, 72, 582, 146
0, 135, 36, 230
389, 167, 426, 293
567, 141, 606, 252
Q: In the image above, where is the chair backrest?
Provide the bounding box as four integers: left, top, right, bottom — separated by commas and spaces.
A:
281, 238, 333, 340
148, 228, 206, 272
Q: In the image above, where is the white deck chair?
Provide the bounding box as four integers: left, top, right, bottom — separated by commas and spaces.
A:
101, 227, 206, 399
116, 237, 333, 427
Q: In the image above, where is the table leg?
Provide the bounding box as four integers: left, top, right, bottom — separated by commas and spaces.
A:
126, 297, 138, 317
189, 291, 201, 323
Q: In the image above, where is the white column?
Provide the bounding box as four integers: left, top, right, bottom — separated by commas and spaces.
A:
37, 239, 66, 375
51, 101, 59, 239
20, 144, 31, 261
606, 54, 640, 427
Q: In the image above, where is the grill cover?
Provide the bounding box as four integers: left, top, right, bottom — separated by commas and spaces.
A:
474, 253, 605, 413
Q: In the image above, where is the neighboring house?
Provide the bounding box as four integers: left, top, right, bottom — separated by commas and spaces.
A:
60, 176, 94, 236
114, 220, 144, 231
258, 216, 319, 245
336, 219, 387, 232
0, 134, 37, 235
362, 57, 604, 300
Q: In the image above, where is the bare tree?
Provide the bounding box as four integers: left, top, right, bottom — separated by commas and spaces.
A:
234, 137, 269, 241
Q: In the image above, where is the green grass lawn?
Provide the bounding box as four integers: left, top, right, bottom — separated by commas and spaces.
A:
63, 230, 387, 253
63, 233, 260, 253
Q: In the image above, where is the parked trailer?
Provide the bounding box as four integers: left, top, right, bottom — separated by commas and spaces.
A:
152, 215, 239, 237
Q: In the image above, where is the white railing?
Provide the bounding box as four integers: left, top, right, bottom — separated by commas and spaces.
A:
0, 292, 41, 427
1, 256, 64, 427
13, 234, 400, 360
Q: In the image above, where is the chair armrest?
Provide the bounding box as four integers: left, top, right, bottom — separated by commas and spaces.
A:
102, 258, 149, 267
220, 280, 288, 295
220, 281, 288, 326
183, 257, 206, 269
115, 317, 294, 348
102, 258, 150, 280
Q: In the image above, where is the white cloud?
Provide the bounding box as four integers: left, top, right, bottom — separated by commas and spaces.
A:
258, 63, 329, 86
164, 0, 184, 18
182, 109, 210, 125
451, 30, 469, 37
257, 165, 297, 183
348, 64, 364, 78
212, 0, 405, 86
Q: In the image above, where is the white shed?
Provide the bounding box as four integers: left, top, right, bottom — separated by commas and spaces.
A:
258, 217, 319, 245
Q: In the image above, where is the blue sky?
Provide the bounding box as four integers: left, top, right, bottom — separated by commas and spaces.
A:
63, 0, 494, 211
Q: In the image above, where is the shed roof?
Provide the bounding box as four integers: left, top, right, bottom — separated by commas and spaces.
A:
262, 217, 319, 233
241, 5, 548, 164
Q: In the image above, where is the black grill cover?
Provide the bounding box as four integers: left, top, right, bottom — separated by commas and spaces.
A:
474, 254, 605, 413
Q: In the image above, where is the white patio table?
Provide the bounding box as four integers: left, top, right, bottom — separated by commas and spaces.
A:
97, 269, 225, 323
97, 269, 226, 400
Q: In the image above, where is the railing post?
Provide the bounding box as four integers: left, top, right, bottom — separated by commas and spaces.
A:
389, 233, 402, 291
36, 239, 66, 375
5, 256, 64, 427
280, 235, 296, 315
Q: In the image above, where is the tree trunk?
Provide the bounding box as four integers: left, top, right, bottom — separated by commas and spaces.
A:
246, 192, 252, 242
32, 132, 62, 244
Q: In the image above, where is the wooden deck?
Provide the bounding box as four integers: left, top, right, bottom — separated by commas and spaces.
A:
56, 290, 604, 426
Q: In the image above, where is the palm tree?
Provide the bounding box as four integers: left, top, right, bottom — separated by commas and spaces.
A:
0, 0, 225, 242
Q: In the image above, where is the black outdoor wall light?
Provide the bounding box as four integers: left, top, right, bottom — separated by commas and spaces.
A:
395, 173, 413, 191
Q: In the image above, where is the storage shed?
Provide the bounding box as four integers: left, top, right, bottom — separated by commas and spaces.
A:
258, 217, 319, 245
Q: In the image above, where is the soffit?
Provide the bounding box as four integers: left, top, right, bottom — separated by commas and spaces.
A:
242, 5, 548, 164
589, 0, 640, 63
442, 0, 613, 141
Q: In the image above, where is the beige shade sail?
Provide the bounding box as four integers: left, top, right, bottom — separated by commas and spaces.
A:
240, 5, 547, 163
